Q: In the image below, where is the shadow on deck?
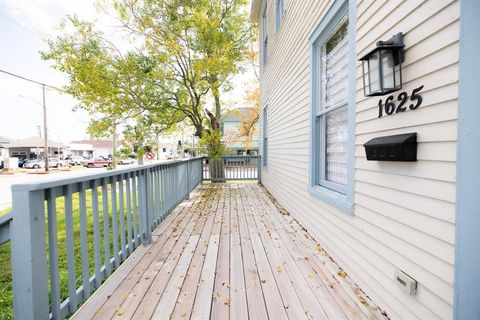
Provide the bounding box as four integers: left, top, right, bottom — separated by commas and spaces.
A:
72, 183, 387, 320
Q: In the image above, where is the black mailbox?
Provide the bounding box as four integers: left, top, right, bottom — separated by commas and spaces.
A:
364, 133, 417, 161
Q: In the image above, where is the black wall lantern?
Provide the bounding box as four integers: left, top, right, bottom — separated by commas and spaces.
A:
359, 33, 405, 97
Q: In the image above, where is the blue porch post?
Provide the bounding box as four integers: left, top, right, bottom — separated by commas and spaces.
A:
454, 1, 480, 319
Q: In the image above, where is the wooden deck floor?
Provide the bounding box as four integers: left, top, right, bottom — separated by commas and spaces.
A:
72, 183, 388, 320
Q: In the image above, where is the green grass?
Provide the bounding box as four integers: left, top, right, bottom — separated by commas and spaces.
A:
0, 187, 137, 319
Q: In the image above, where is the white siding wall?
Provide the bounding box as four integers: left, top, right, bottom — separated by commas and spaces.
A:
258, 0, 459, 319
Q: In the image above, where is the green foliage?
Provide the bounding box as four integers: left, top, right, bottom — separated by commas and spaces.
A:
199, 130, 227, 159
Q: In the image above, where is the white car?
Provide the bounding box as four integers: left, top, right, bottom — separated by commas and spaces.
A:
118, 158, 136, 165
24, 158, 69, 169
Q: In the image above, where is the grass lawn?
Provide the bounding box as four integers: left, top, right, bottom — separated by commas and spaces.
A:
0, 187, 137, 319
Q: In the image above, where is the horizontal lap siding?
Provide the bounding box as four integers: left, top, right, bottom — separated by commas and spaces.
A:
259, 0, 459, 319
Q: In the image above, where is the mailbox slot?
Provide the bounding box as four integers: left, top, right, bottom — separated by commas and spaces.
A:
364, 133, 417, 161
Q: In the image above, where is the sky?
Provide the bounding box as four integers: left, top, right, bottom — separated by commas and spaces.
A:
0, 0, 256, 143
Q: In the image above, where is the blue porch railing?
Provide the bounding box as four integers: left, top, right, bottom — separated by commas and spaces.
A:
1, 158, 203, 319
0, 156, 260, 319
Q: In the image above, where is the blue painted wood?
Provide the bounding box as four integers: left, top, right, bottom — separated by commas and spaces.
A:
455, 2, 480, 319
47, 188, 61, 319
64, 184, 78, 313
125, 172, 133, 255
10, 189, 49, 320
307, 0, 353, 214
78, 182, 91, 300
111, 176, 119, 267
101, 179, 111, 277
132, 172, 139, 248
118, 174, 126, 262
0, 211, 12, 245
91, 180, 102, 288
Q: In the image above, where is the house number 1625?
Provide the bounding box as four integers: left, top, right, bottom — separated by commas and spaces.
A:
378, 85, 424, 118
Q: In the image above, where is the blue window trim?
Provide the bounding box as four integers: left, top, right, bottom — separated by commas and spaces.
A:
308, 0, 355, 214
275, 0, 286, 32
262, 1, 269, 67
454, 1, 480, 319
262, 105, 268, 167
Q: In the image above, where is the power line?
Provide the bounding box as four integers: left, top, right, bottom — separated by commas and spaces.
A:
0, 13, 42, 38
0, 69, 64, 92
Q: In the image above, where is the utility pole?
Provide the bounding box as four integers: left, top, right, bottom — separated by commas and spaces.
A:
42, 85, 49, 172
112, 121, 117, 169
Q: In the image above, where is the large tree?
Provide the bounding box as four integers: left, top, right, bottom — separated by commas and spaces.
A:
110, 0, 252, 137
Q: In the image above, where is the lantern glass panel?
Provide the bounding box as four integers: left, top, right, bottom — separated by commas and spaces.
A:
368, 53, 380, 94
381, 50, 395, 90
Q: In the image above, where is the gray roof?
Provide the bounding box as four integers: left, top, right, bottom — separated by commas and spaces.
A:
0, 136, 10, 144
222, 108, 252, 122
9, 136, 68, 148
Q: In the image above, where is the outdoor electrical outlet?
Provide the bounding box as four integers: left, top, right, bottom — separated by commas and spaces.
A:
394, 270, 417, 295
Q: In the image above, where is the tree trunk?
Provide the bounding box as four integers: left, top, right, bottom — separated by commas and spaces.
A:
209, 158, 225, 182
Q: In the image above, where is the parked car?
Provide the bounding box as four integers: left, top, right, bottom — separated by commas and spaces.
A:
83, 157, 113, 168
23, 158, 69, 169
67, 156, 85, 166
18, 158, 29, 168
118, 158, 136, 165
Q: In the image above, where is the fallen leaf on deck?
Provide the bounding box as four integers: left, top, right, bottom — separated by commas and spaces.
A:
115, 306, 124, 316
261, 279, 267, 284
337, 270, 347, 278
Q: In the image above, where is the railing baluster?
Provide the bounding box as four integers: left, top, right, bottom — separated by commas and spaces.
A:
64, 184, 78, 312
91, 180, 102, 288
78, 182, 90, 300
132, 172, 139, 248
11, 188, 49, 320
161, 167, 166, 220
47, 188, 61, 319
119, 174, 126, 261
155, 168, 161, 224
101, 179, 111, 276
111, 176, 119, 267
126, 173, 133, 255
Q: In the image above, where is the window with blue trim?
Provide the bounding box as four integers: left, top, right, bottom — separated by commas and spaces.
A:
310, 0, 354, 213
263, 106, 268, 166
262, 3, 269, 66
276, 0, 286, 32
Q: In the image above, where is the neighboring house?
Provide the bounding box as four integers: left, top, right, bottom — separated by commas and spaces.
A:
67, 143, 94, 158
222, 107, 259, 155
0, 136, 10, 167
8, 136, 68, 160
252, 1, 479, 319
70, 140, 115, 158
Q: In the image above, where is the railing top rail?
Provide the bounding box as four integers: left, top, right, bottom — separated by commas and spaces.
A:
0, 211, 12, 227
11, 157, 205, 193
220, 155, 260, 158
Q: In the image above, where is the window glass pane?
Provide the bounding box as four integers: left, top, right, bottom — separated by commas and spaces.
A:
320, 18, 349, 111
368, 54, 380, 93
325, 106, 348, 185
382, 51, 395, 89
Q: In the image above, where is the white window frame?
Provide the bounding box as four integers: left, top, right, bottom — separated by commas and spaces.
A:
309, 0, 355, 213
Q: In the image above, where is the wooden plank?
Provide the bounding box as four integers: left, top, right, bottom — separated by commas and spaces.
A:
171, 185, 223, 319
78, 188, 201, 320
240, 186, 288, 320
248, 185, 350, 320
191, 234, 220, 320
253, 184, 387, 319
242, 184, 309, 320
210, 185, 231, 320
127, 187, 212, 320
229, 185, 249, 319
65, 184, 78, 312
236, 185, 269, 320
72, 188, 204, 319
47, 188, 61, 319
151, 234, 201, 319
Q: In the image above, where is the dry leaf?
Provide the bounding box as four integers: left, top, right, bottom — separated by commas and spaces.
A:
224, 298, 231, 306
115, 306, 124, 316
277, 266, 282, 273
308, 274, 315, 280
337, 270, 347, 278
261, 279, 267, 284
